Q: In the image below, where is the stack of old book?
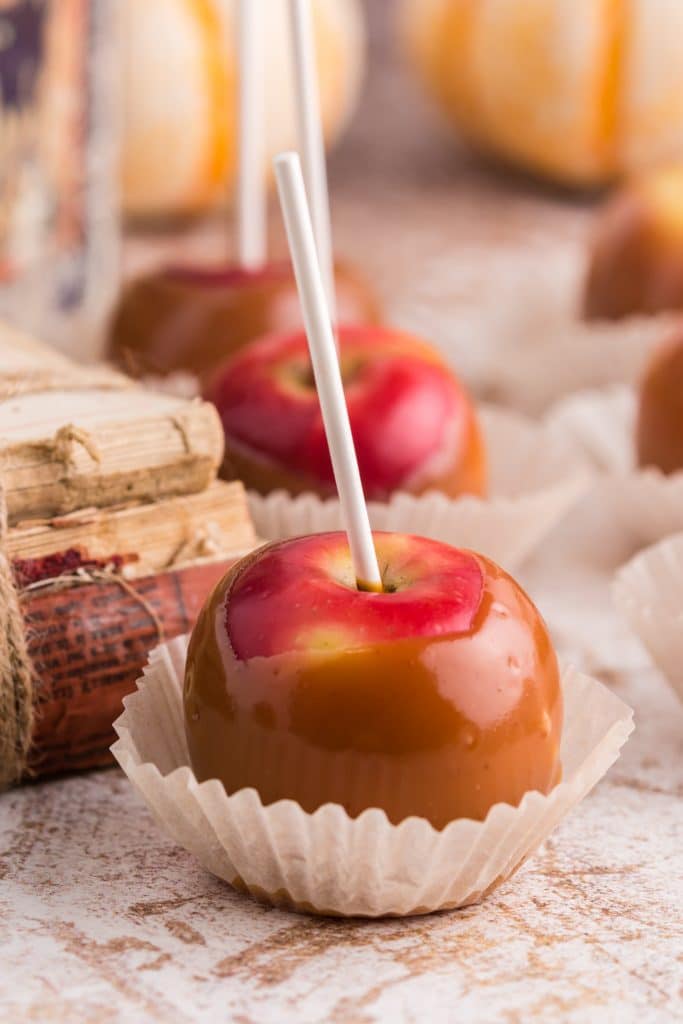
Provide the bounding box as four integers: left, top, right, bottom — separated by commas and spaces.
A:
0, 323, 257, 787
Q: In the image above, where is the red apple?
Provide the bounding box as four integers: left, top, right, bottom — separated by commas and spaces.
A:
207, 324, 487, 501
184, 532, 562, 828
108, 260, 379, 383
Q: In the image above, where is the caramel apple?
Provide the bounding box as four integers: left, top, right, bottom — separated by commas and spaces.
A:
585, 166, 683, 320
184, 532, 562, 828
108, 261, 379, 384
636, 330, 683, 473
207, 324, 487, 501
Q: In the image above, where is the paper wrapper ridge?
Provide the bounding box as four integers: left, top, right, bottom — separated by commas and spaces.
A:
112, 636, 633, 918
518, 397, 683, 673
536, 387, 683, 550
392, 246, 676, 415
614, 533, 683, 703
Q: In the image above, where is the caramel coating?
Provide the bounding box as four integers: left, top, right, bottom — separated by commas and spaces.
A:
108, 261, 380, 383
184, 550, 562, 829
637, 331, 683, 474
225, 428, 486, 502
585, 168, 683, 320
209, 326, 487, 503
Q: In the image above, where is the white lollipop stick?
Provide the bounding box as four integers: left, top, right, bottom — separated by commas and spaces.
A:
274, 152, 381, 591
287, 0, 336, 323
237, 0, 266, 267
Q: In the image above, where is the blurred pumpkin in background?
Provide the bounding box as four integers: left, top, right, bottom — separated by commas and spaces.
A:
401, 0, 683, 188
121, 0, 365, 220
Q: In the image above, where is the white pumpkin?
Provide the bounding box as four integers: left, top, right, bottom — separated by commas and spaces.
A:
122, 0, 365, 218
402, 0, 683, 186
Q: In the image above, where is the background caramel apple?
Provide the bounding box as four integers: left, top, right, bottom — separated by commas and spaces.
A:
108, 261, 380, 384
121, 0, 365, 220
585, 166, 683, 319
207, 324, 487, 501
401, 0, 683, 188
184, 532, 562, 828
637, 330, 683, 474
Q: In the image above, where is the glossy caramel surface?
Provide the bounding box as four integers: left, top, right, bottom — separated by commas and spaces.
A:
585, 170, 683, 320
210, 326, 487, 502
637, 332, 683, 473
184, 546, 561, 828
224, 407, 486, 502
108, 261, 380, 383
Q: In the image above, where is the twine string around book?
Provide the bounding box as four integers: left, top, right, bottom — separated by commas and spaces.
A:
0, 357, 133, 786
0, 484, 34, 790
0, 483, 171, 789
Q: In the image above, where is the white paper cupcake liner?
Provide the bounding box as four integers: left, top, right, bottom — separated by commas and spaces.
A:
519, 465, 683, 675
390, 244, 678, 415
477, 313, 674, 418
479, 385, 683, 675
540, 387, 683, 545
544, 387, 635, 475
613, 533, 683, 703
111, 635, 633, 918
249, 405, 589, 571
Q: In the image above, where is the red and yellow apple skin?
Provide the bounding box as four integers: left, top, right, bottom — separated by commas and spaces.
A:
183, 532, 562, 828
585, 167, 683, 320
207, 325, 487, 501
107, 260, 380, 384
637, 330, 683, 474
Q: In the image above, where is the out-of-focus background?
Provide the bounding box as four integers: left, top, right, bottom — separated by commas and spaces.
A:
2, 0, 683, 383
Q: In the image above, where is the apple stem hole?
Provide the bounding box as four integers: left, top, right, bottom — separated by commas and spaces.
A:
357, 577, 394, 594
294, 357, 361, 392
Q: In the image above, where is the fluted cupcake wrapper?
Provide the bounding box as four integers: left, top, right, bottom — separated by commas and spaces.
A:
533, 385, 683, 536
613, 533, 683, 703
389, 247, 676, 415
248, 405, 589, 571
476, 312, 674, 417
111, 636, 633, 918
543, 387, 635, 475
514, 461, 683, 678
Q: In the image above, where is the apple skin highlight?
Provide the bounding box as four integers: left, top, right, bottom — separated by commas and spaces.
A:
207, 325, 487, 502
108, 261, 379, 383
184, 533, 561, 829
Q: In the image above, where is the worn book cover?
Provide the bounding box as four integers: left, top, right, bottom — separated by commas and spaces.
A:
0, 323, 225, 524
2, 480, 258, 784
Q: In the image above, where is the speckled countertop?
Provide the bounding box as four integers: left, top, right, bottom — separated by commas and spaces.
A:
2, 12, 682, 1024
1, 663, 681, 1024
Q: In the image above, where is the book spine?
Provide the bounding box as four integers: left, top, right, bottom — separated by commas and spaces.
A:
24, 559, 234, 778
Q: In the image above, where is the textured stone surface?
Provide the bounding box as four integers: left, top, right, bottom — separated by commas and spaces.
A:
1, 659, 681, 1024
